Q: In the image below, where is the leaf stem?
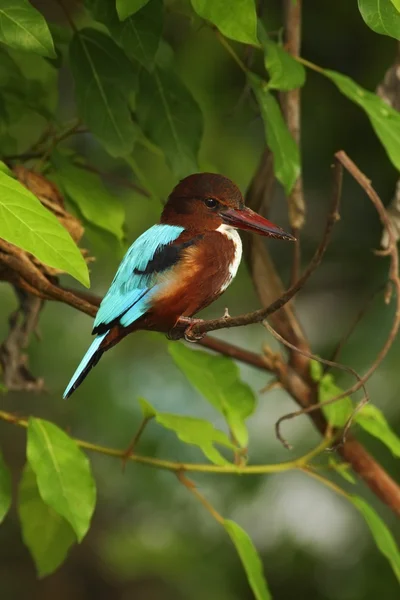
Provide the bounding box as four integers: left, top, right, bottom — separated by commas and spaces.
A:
216, 32, 248, 73
177, 472, 225, 524
300, 466, 350, 499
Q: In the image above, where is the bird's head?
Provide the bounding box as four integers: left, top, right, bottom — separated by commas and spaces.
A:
161, 173, 295, 240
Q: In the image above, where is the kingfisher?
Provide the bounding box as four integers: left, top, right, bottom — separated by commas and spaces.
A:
64, 173, 294, 399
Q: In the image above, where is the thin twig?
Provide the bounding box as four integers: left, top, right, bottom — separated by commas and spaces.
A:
263, 322, 368, 449
318, 152, 400, 408
326, 283, 387, 369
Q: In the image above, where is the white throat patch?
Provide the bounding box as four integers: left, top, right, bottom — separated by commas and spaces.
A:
216, 224, 243, 292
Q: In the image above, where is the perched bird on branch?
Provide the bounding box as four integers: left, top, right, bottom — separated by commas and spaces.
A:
64, 173, 294, 398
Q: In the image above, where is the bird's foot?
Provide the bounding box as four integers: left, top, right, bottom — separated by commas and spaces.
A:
177, 316, 205, 343
222, 307, 231, 319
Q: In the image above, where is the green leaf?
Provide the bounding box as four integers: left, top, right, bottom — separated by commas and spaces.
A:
115, 0, 163, 70
224, 520, 272, 600
358, 0, 400, 40
140, 398, 235, 465
86, 0, 162, 71
117, 0, 150, 20
328, 456, 356, 485
391, 0, 400, 12
309, 358, 323, 382
0, 160, 12, 176
18, 464, 76, 578
355, 404, 400, 457
318, 373, 353, 427
137, 67, 203, 178
0, 0, 56, 58
53, 158, 125, 241
350, 495, 400, 582
27, 418, 96, 542
248, 72, 300, 194
258, 24, 305, 91
169, 343, 256, 447
0, 171, 89, 287
322, 69, 400, 171
69, 28, 137, 157
0, 449, 12, 524
191, 0, 258, 45
138, 397, 157, 419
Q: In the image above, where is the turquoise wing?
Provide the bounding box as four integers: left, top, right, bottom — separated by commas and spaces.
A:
93, 224, 184, 333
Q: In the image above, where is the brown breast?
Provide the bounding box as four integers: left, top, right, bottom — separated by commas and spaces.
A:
143, 229, 238, 331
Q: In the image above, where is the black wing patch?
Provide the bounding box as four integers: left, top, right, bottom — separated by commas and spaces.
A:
133, 235, 203, 276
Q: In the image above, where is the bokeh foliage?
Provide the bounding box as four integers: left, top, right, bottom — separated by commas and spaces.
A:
0, 1, 400, 599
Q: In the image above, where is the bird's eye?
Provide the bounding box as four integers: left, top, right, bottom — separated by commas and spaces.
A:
204, 198, 218, 209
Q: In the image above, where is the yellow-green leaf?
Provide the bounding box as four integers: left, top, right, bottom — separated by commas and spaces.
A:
18, 464, 76, 578
0, 449, 12, 524
355, 404, 400, 457
27, 418, 96, 542
0, 171, 89, 287
322, 69, 400, 171
140, 398, 235, 466
258, 25, 305, 91
0, 0, 56, 58
358, 0, 400, 40
350, 495, 400, 583
318, 373, 353, 427
224, 520, 272, 600
191, 0, 258, 45
249, 72, 300, 194
169, 343, 255, 447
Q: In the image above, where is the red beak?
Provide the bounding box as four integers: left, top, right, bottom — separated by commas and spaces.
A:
221, 207, 295, 241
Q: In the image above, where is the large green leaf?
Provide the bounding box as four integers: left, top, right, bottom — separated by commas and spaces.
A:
0, 171, 89, 287
322, 69, 400, 171
248, 72, 300, 194
191, 0, 258, 45
69, 28, 137, 157
258, 25, 306, 91
53, 158, 125, 241
358, 0, 400, 40
350, 495, 400, 583
18, 464, 76, 578
117, 0, 150, 20
0, 0, 55, 58
86, 0, 162, 71
115, 0, 163, 70
27, 418, 96, 542
139, 398, 235, 465
0, 449, 12, 524
355, 404, 400, 457
224, 520, 272, 600
137, 67, 203, 178
169, 343, 256, 447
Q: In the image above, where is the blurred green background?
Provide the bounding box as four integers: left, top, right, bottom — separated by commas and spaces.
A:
1, 1, 400, 598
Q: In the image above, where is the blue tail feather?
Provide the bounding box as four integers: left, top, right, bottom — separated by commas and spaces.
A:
63, 331, 108, 399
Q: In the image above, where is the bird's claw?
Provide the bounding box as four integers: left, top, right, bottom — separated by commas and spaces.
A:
223, 307, 231, 319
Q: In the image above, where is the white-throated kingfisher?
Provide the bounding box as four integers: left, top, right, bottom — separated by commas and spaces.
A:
64, 173, 294, 398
